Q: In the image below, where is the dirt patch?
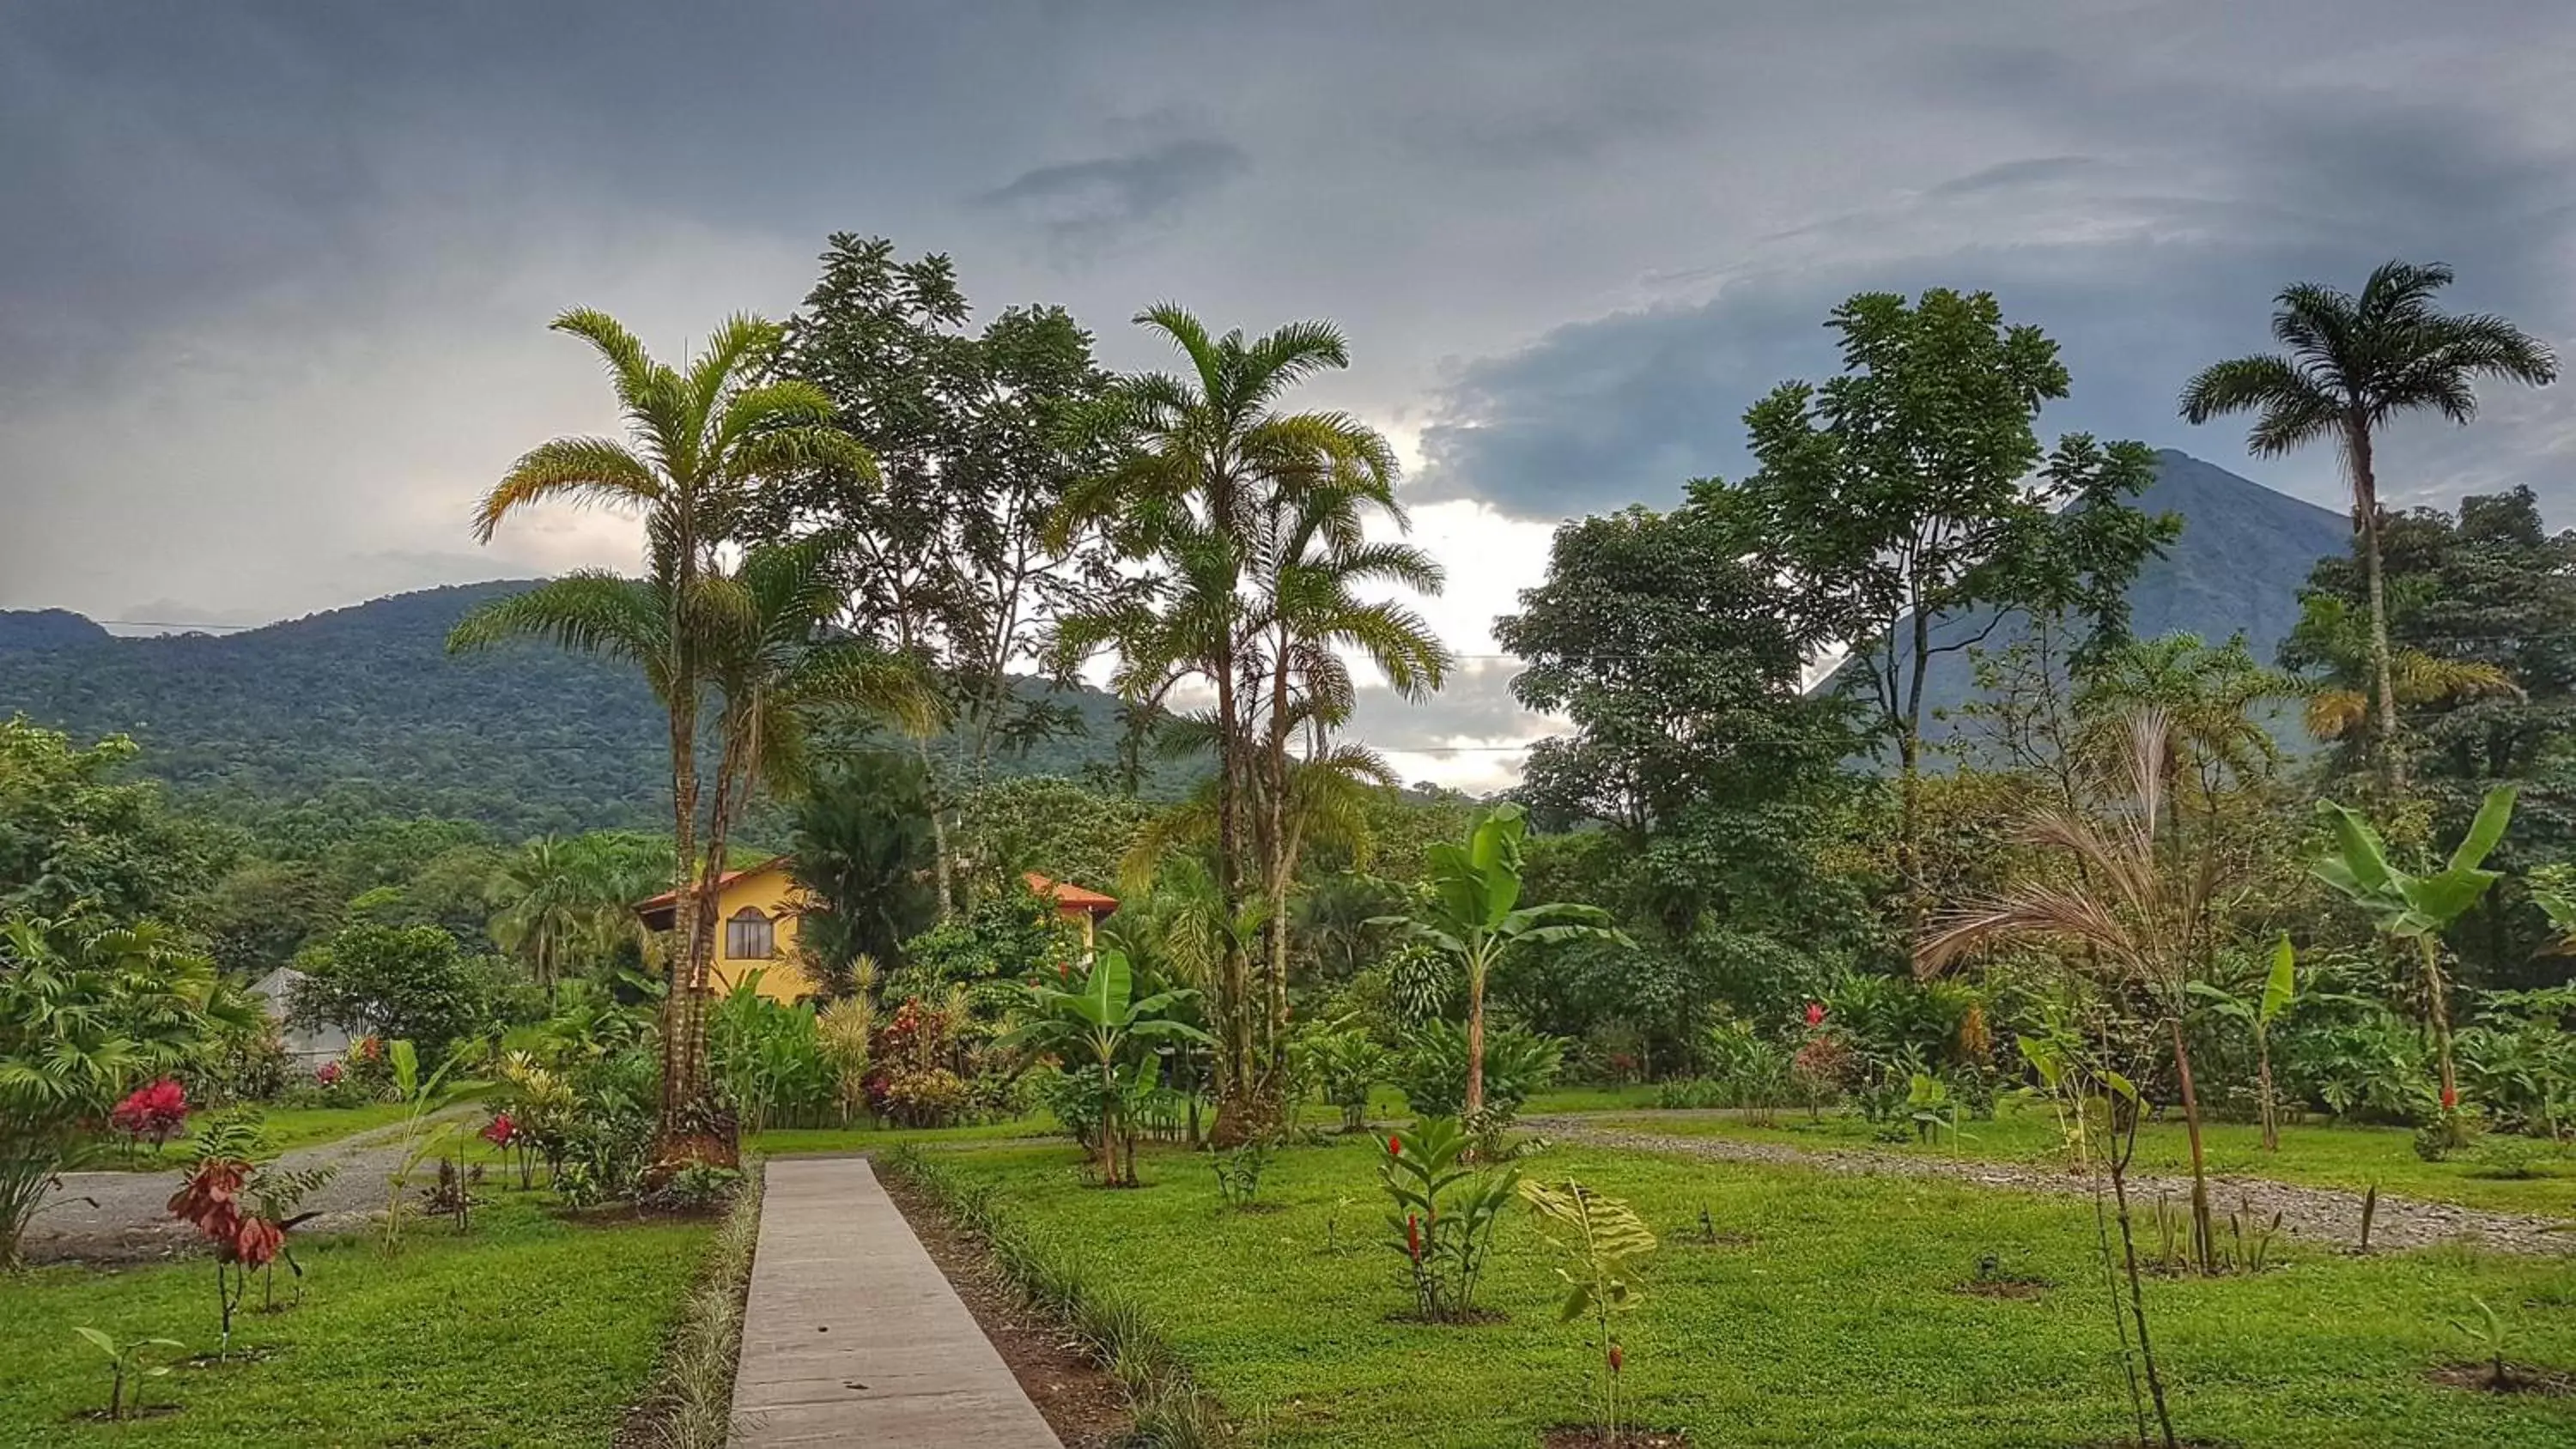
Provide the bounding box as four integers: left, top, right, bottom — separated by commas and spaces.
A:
882, 1171, 1133, 1449
1542, 1426, 1691, 1446
2429, 1362, 2576, 1397
1529, 1113, 2576, 1258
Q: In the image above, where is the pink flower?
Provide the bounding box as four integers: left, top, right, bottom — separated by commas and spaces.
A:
111, 1079, 190, 1147
480, 1111, 517, 1146
1804, 1002, 1827, 1028
314, 1060, 344, 1086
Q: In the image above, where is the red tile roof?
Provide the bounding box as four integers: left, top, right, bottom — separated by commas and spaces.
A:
1025, 871, 1117, 914
633, 856, 792, 914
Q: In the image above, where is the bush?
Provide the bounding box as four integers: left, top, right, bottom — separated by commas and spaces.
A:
1298, 1028, 1390, 1132
2468, 1134, 2547, 1179
1393, 1019, 1562, 1120
2413, 1110, 2484, 1163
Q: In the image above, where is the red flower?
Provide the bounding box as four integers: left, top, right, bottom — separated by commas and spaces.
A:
314, 1060, 344, 1086
355, 1036, 383, 1063
1804, 1002, 1827, 1028
1406, 1213, 1422, 1263
228, 1216, 284, 1269
111, 1078, 190, 1145
480, 1111, 517, 1146
2441, 1086, 2461, 1112
1387, 1135, 1402, 1158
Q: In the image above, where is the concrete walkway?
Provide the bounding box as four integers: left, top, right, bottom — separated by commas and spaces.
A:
729, 1156, 1062, 1447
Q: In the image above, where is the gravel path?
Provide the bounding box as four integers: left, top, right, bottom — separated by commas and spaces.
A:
1527, 1112, 2576, 1258
23, 1108, 471, 1266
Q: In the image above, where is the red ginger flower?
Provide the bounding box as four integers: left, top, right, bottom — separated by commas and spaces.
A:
1406, 1213, 1422, 1263
1387, 1135, 1402, 1157
1804, 1001, 1827, 1028
2441, 1086, 2461, 1112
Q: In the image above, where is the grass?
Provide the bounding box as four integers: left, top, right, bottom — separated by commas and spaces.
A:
1587, 1100, 2576, 1217
0, 1192, 710, 1446
744, 1112, 1054, 1156
917, 1131, 2576, 1448
76, 1103, 418, 1172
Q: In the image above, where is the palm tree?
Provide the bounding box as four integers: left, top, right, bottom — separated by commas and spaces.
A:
488, 837, 592, 996
1054, 305, 1423, 1142
455, 307, 872, 1159
1919, 711, 2227, 1275
2179, 263, 2555, 787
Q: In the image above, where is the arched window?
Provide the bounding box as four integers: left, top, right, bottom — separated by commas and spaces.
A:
725, 906, 775, 961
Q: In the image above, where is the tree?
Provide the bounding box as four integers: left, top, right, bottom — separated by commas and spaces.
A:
2180, 261, 2557, 788
0, 718, 216, 922
1720, 292, 2169, 917
769, 237, 1122, 914
2312, 786, 2518, 1115
486, 837, 588, 995
788, 751, 940, 991
1921, 712, 2232, 1274
1055, 305, 1434, 1142
1, 915, 259, 1267
455, 307, 872, 1165
289, 923, 500, 1064
993, 949, 1212, 1184
1380, 803, 1624, 1119
2187, 936, 2300, 1151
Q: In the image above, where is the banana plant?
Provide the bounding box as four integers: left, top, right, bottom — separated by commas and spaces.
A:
994, 949, 1212, 1185
1376, 803, 1626, 1119
2187, 936, 2299, 1150
71, 1327, 184, 1422
383, 1039, 489, 1247
2312, 786, 2517, 1115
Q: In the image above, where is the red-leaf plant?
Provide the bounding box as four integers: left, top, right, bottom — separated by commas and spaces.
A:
111, 1079, 191, 1158
167, 1116, 333, 1352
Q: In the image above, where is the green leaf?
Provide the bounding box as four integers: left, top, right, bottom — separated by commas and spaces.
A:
2315, 801, 2397, 897
2445, 786, 2518, 875
2259, 935, 2296, 1027
72, 1326, 117, 1359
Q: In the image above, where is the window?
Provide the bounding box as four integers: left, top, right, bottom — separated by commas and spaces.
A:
725, 906, 775, 961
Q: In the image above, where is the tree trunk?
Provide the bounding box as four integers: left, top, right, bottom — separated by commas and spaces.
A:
2420, 935, 2459, 1112
1097, 1057, 1121, 1185
2348, 424, 2405, 792
2166, 1016, 2215, 1274
915, 734, 955, 922
661, 702, 702, 1129
2257, 1031, 2279, 1153
1897, 607, 1934, 937
1463, 955, 1488, 1121
2106, 1140, 2180, 1449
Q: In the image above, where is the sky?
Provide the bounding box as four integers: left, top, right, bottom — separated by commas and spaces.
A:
5, 2, 2574, 789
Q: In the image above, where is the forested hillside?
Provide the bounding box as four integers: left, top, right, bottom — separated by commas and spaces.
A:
0, 580, 1181, 836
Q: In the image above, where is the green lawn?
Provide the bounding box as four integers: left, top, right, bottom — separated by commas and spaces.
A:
916, 1133, 2576, 1448
0, 1195, 708, 1446
744, 1112, 1056, 1156
1586, 1100, 2576, 1217
80, 1103, 420, 1172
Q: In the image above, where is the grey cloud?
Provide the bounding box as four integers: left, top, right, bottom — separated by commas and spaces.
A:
973, 139, 1249, 258
1922, 155, 2097, 198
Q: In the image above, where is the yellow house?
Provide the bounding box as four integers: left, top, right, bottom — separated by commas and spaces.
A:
634, 861, 1120, 1004
634, 856, 818, 1003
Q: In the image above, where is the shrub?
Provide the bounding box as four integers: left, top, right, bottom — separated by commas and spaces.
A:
2468, 1134, 2547, 1179
642, 1164, 744, 1214
2414, 1110, 2484, 1163
1380, 1117, 1517, 1323
1520, 1178, 1656, 1441
1210, 1143, 1273, 1210
110, 1079, 191, 1155
1394, 1020, 1561, 1121
1300, 1029, 1390, 1132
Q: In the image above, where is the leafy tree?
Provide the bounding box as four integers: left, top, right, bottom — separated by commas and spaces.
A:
2186, 937, 2300, 1151
290, 923, 504, 1066
1056, 306, 1440, 1142
0, 718, 216, 921
1, 915, 259, 1267
2181, 261, 2557, 787
788, 751, 940, 991
993, 949, 1212, 1184
454, 306, 872, 1162
769, 237, 1123, 912
1379, 803, 1623, 1119
1716, 292, 2168, 914
953, 775, 1152, 899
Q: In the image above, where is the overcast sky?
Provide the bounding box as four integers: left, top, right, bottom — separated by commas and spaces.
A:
5, 2, 2573, 788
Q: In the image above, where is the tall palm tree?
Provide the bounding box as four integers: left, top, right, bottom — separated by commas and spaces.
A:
2179, 263, 2555, 787
1054, 305, 1425, 1142
487, 836, 592, 997
454, 308, 871, 1157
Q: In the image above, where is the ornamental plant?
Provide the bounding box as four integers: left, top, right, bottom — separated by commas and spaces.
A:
1379, 1116, 1517, 1322
1520, 1178, 1657, 1443
71, 1327, 184, 1422
110, 1078, 191, 1156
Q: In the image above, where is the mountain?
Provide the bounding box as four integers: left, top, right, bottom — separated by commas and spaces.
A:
1838, 449, 2350, 749
0, 581, 1182, 838
0, 609, 112, 652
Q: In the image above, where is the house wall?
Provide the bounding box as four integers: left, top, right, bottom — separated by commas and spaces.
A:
706, 864, 819, 1003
